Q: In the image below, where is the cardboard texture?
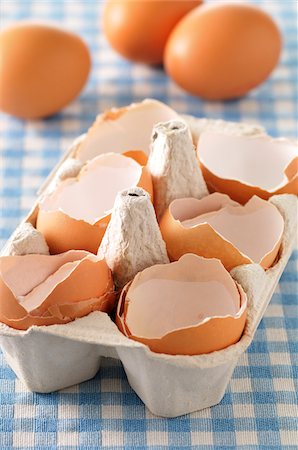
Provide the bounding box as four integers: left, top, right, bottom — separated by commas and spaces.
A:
36, 153, 153, 254
0, 112, 297, 417
147, 120, 208, 220
98, 187, 169, 289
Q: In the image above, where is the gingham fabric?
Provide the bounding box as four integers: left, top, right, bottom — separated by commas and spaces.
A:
0, 1, 297, 449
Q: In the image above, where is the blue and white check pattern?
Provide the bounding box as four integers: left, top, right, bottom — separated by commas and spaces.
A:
0, 1, 297, 448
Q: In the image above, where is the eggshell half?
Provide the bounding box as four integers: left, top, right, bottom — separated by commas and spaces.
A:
198, 132, 298, 204
36, 153, 153, 254
117, 254, 247, 355
74, 99, 181, 162
0, 250, 115, 330
159, 193, 284, 271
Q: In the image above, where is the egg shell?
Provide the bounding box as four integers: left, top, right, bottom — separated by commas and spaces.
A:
122, 150, 148, 166
103, 0, 203, 64
0, 250, 115, 330
0, 22, 91, 119
159, 194, 284, 271
117, 254, 247, 355
36, 153, 153, 254
75, 99, 181, 162
198, 132, 298, 204
165, 3, 282, 99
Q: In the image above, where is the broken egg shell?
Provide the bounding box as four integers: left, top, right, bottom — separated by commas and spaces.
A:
123, 150, 148, 166
36, 153, 153, 254
0, 250, 115, 331
74, 99, 181, 162
197, 132, 298, 204
159, 193, 284, 271
116, 254, 247, 355
2, 222, 50, 256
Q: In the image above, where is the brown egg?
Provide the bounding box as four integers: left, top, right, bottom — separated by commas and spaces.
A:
103, 0, 203, 64
165, 3, 282, 99
0, 22, 91, 119
117, 254, 247, 355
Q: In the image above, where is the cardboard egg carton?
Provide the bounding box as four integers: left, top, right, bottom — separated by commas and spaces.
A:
0, 113, 297, 418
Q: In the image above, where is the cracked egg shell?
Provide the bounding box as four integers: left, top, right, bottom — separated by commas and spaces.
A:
197, 132, 298, 204
0, 250, 115, 331
116, 254, 247, 355
159, 193, 284, 271
74, 99, 180, 162
122, 150, 148, 166
36, 153, 153, 254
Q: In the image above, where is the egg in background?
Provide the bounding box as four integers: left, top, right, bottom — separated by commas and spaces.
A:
103, 0, 203, 64
0, 22, 91, 119
165, 3, 282, 99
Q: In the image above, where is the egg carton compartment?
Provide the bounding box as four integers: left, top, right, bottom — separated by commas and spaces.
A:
0, 113, 297, 418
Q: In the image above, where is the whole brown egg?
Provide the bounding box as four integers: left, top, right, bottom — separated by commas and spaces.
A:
103, 0, 203, 64
164, 3, 282, 99
0, 23, 91, 119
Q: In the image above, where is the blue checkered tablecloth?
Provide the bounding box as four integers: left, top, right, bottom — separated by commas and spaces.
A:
0, 1, 297, 448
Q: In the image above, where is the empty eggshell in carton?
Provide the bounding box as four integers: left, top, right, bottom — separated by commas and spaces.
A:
69, 98, 266, 164
197, 132, 298, 204
159, 193, 284, 271
0, 109, 297, 416
36, 153, 153, 254
117, 254, 247, 356
98, 187, 169, 289
0, 250, 115, 330
147, 120, 208, 220
123, 150, 148, 166
74, 99, 181, 162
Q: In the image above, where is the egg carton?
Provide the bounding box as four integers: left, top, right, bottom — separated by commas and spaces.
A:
0, 115, 297, 418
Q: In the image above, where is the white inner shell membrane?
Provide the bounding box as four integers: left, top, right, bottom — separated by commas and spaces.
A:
41, 154, 142, 224
198, 133, 297, 191
0, 251, 88, 298
0, 251, 91, 313
180, 199, 283, 263
18, 261, 81, 313
78, 100, 180, 161
126, 279, 239, 339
